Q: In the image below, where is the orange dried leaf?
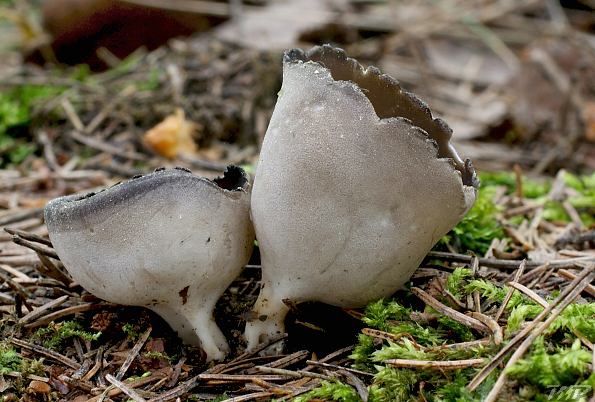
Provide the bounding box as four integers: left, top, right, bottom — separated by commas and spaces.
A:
27, 380, 51, 394
143, 109, 199, 158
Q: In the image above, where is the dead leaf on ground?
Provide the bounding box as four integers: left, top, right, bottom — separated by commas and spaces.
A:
143, 108, 200, 158
214, 0, 347, 51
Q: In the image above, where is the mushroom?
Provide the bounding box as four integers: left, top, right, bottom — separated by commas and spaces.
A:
45, 165, 254, 360
245, 45, 479, 348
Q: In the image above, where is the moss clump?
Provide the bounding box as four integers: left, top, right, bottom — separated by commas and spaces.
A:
33, 320, 101, 349
296, 265, 595, 401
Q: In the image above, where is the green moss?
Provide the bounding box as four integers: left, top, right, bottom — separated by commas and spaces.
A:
432, 370, 498, 402
0, 343, 21, 374
370, 366, 418, 401
0, 340, 45, 394
344, 260, 595, 401
478, 171, 551, 198
507, 338, 592, 392
142, 351, 176, 364
438, 169, 595, 254
136, 68, 162, 91
439, 185, 505, 254
0, 85, 64, 165
33, 320, 101, 348
434, 314, 475, 342
361, 299, 410, 332
465, 279, 528, 309
295, 380, 361, 402
122, 322, 140, 341
210, 394, 230, 402
445, 268, 472, 299
68, 64, 94, 83
507, 301, 595, 339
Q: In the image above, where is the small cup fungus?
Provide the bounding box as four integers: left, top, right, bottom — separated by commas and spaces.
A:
45, 165, 254, 360
245, 45, 480, 348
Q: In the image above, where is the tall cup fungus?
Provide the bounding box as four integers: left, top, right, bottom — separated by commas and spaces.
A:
45, 166, 254, 361
245, 45, 479, 348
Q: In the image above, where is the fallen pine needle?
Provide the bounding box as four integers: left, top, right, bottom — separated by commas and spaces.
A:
385, 358, 485, 369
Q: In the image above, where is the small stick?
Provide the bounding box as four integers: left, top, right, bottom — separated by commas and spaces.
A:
60, 98, 85, 132
426, 251, 595, 270
250, 377, 312, 394
166, 357, 186, 388
411, 287, 490, 333
503, 226, 533, 250
558, 269, 595, 297
3, 371, 49, 382
62, 375, 94, 392
12, 278, 64, 287
87, 369, 170, 402
556, 232, 595, 247
18, 295, 69, 324
520, 263, 547, 287
198, 373, 290, 382
69, 130, 148, 161
573, 329, 594, 351
0, 208, 44, 226
0, 254, 44, 267
0, 263, 30, 280
10, 337, 81, 370
562, 200, 586, 230
423, 338, 492, 352
0, 270, 33, 299
306, 361, 374, 377
547, 169, 567, 201
257, 366, 334, 381
145, 376, 200, 402
247, 350, 309, 374
317, 344, 355, 363
386, 358, 485, 369
4, 228, 52, 247
225, 333, 288, 366
82, 345, 104, 382
36, 252, 73, 285
301, 344, 356, 374
24, 302, 116, 328
507, 282, 549, 307
11, 234, 59, 259
116, 327, 153, 381
339, 369, 369, 402
361, 328, 421, 350
502, 203, 542, 219
105, 374, 148, 402
467, 312, 503, 346
215, 391, 277, 402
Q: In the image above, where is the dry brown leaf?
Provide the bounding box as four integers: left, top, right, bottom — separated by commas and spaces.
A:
0, 375, 9, 393
214, 0, 346, 51
26, 380, 51, 394
143, 108, 199, 158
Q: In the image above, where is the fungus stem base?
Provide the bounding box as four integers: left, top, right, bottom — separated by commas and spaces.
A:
244, 285, 290, 351
150, 304, 229, 361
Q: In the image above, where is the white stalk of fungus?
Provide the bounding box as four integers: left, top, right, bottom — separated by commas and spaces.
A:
45, 165, 254, 361
245, 45, 479, 349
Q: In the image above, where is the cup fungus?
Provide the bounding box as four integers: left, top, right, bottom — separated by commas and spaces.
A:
245, 45, 480, 348
45, 165, 254, 360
